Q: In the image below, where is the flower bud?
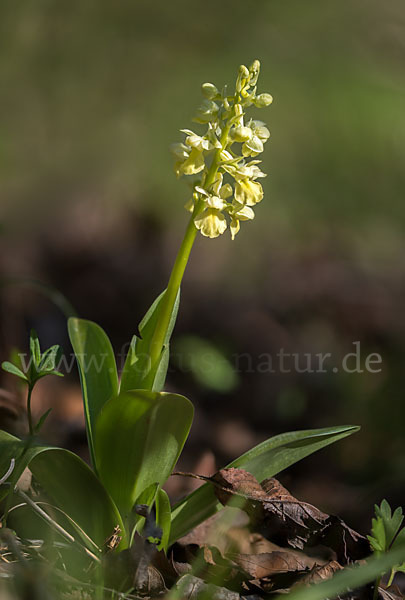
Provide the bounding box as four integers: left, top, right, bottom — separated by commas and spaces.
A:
236, 65, 249, 93
194, 100, 219, 123
254, 93, 273, 108
252, 120, 270, 141
232, 125, 252, 142
201, 82, 219, 99
238, 65, 249, 79
242, 135, 264, 157
234, 103, 243, 117
249, 59, 261, 85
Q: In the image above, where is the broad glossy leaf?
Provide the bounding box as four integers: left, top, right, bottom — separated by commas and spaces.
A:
120, 289, 180, 393
281, 545, 405, 600
95, 390, 193, 518
68, 318, 119, 469
169, 425, 359, 544
0, 430, 125, 549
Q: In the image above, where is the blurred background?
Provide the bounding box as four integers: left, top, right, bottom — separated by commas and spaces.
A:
1, 0, 404, 533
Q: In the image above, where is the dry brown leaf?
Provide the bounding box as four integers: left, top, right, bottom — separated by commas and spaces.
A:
211, 468, 369, 564
174, 574, 241, 599
378, 585, 404, 600
228, 550, 318, 579
293, 559, 343, 585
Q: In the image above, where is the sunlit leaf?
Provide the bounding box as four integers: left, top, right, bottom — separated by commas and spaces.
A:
95, 390, 193, 518
68, 317, 119, 470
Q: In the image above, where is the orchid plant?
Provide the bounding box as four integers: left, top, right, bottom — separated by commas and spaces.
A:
0, 61, 364, 594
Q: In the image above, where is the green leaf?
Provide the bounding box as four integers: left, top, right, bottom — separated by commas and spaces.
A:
34, 408, 53, 433
39, 344, 62, 373
375, 500, 404, 549
278, 545, 405, 600
129, 482, 159, 545
29, 329, 41, 368
68, 318, 119, 470
120, 288, 180, 393
1, 361, 28, 382
129, 485, 170, 551
393, 526, 405, 549
155, 488, 171, 552
170, 425, 359, 544
0, 430, 125, 549
95, 390, 193, 519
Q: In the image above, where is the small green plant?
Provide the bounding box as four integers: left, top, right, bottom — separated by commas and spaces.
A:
2, 329, 63, 435
0, 60, 367, 594
368, 499, 405, 593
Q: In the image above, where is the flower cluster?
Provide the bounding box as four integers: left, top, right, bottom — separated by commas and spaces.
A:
170, 59, 272, 239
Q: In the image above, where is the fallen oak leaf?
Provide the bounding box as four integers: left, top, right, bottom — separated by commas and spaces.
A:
292, 560, 343, 586
211, 468, 369, 564
261, 478, 328, 527
261, 478, 368, 562
212, 468, 266, 505
227, 550, 319, 580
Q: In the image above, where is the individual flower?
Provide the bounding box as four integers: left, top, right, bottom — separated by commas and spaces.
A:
250, 120, 270, 142
194, 208, 227, 238
242, 135, 264, 157
176, 147, 205, 176
229, 203, 255, 240
223, 160, 266, 181
232, 125, 253, 143
191, 177, 233, 239
234, 179, 264, 206
181, 129, 213, 152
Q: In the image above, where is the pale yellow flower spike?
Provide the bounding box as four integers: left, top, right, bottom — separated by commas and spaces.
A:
171, 59, 272, 239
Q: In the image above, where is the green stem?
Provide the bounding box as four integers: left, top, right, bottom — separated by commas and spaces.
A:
373, 575, 381, 600
147, 209, 199, 376
27, 385, 34, 436
2, 384, 36, 526
387, 568, 395, 587
146, 124, 232, 385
